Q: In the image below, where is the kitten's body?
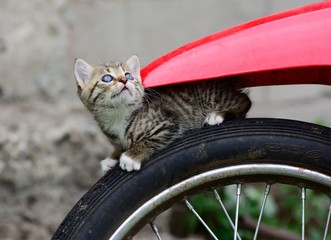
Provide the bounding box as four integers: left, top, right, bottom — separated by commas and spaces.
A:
74, 56, 251, 172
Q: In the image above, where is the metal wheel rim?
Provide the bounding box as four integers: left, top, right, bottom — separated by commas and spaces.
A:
110, 164, 331, 239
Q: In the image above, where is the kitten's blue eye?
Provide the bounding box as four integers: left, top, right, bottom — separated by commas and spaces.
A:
125, 73, 134, 80
102, 74, 113, 83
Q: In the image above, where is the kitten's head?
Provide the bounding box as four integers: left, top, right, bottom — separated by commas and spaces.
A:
74, 55, 144, 109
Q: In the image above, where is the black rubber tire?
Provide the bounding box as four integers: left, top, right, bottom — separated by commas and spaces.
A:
52, 118, 331, 240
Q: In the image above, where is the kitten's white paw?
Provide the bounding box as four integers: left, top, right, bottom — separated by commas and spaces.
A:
204, 112, 224, 125
100, 157, 118, 173
119, 154, 141, 172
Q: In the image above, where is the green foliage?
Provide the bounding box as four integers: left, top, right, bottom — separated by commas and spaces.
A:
315, 118, 329, 126
179, 184, 331, 239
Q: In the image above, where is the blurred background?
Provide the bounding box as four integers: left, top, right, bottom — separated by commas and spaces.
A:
0, 0, 330, 239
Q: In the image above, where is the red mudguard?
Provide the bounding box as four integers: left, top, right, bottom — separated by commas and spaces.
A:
141, 1, 331, 88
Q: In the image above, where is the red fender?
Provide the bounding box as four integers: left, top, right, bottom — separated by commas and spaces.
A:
141, 1, 331, 88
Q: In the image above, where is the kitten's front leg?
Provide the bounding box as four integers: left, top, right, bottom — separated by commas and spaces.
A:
119, 153, 142, 172
100, 157, 118, 173
119, 128, 179, 172
119, 142, 152, 172
100, 148, 121, 173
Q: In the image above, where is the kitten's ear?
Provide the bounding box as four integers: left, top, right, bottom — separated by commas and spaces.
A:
126, 55, 140, 77
74, 58, 93, 86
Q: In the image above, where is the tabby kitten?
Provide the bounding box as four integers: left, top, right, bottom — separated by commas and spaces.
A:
74, 56, 251, 172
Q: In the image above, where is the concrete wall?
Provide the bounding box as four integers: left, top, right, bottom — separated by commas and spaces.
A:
1, 0, 329, 123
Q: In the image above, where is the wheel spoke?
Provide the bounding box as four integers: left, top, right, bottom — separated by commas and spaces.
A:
301, 188, 306, 240
253, 184, 271, 240
213, 189, 242, 240
234, 184, 242, 240
184, 198, 218, 240
323, 200, 331, 240
150, 221, 162, 240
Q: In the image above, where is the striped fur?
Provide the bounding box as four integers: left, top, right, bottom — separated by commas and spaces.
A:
74, 56, 251, 172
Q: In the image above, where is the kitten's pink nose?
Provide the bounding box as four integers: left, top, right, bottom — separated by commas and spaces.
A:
118, 77, 127, 84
